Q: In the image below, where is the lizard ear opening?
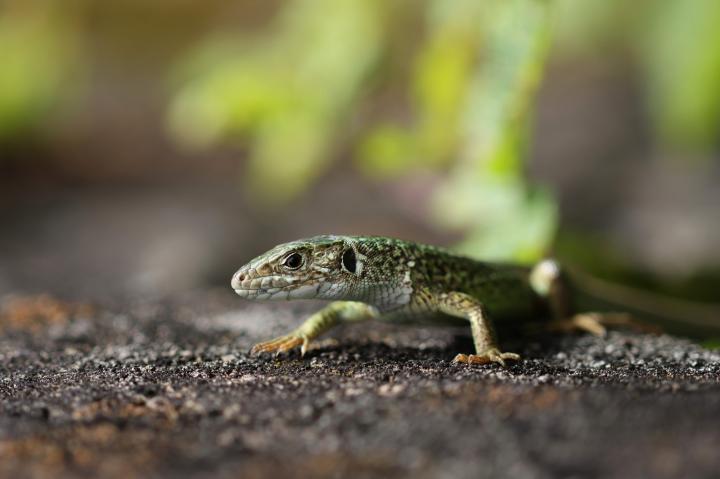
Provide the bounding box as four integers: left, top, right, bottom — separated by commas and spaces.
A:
341, 248, 357, 274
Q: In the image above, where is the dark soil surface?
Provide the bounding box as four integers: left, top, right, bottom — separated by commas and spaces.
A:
1, 291, 719, 479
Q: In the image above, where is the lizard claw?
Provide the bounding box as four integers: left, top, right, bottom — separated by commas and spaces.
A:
250, 333, 306, 356
299, 337, 311, 357
452, 349, 520, 367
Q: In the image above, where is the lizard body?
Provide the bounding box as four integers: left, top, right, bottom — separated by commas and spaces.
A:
231, 235, 575, 365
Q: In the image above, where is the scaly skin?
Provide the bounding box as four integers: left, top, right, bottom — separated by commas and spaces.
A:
231, 235, 568, 366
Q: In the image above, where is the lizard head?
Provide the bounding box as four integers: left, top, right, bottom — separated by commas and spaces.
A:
231, 235, 363, 301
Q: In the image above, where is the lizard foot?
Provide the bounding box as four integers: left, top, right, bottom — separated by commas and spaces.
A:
452, 349, 520, 367
547, 312, 659, 337
250, 332, 310, 357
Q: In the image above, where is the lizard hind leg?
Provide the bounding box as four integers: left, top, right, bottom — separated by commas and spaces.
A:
530, 260, 660, 337
530, 259, 605, 336
529, 259, 571, 318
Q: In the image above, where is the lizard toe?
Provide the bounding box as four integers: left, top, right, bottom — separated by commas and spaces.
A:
452, 349, 520, 367
250, 333, 304, 356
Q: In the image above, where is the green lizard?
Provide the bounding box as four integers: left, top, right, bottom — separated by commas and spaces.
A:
231, 234, 620, 366
231, 235, 720, 365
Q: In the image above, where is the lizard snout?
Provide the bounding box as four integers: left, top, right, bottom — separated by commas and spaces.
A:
231, 268, 248, 291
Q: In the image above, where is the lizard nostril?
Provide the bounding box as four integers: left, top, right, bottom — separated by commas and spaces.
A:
237, 274, 245, 281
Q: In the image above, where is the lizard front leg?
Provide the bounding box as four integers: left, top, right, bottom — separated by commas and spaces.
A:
250, 301, 378, 357
436, 291, 520, 366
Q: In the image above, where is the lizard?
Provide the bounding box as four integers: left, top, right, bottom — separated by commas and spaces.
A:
230, 234, 611, 366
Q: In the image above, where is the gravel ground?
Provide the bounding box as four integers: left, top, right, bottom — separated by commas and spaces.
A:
1, 291, 719, 479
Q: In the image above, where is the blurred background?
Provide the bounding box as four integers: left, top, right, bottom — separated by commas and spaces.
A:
1, 0, 719, 309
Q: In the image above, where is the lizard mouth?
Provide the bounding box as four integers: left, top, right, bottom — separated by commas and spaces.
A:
233, 274, 339, 301
234, 287, 281, 299
233, 280, 286, 298
233, 285, 313, 301
233, 278, 284, 291
232, 268, 290, 291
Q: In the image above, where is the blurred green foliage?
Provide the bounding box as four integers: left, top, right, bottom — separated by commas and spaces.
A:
428, 1, 555, 262
166, 0, 720, 260
359, 1, 485, 176
171, 0, 556, 260
169, 0, 384, 203
642, 0, 720, 150
554, 0, 720, 152
3, 0, 720, 263
0, 4, 80, 140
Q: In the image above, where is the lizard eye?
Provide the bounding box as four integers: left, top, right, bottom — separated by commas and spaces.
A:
282, 252, 304, 270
